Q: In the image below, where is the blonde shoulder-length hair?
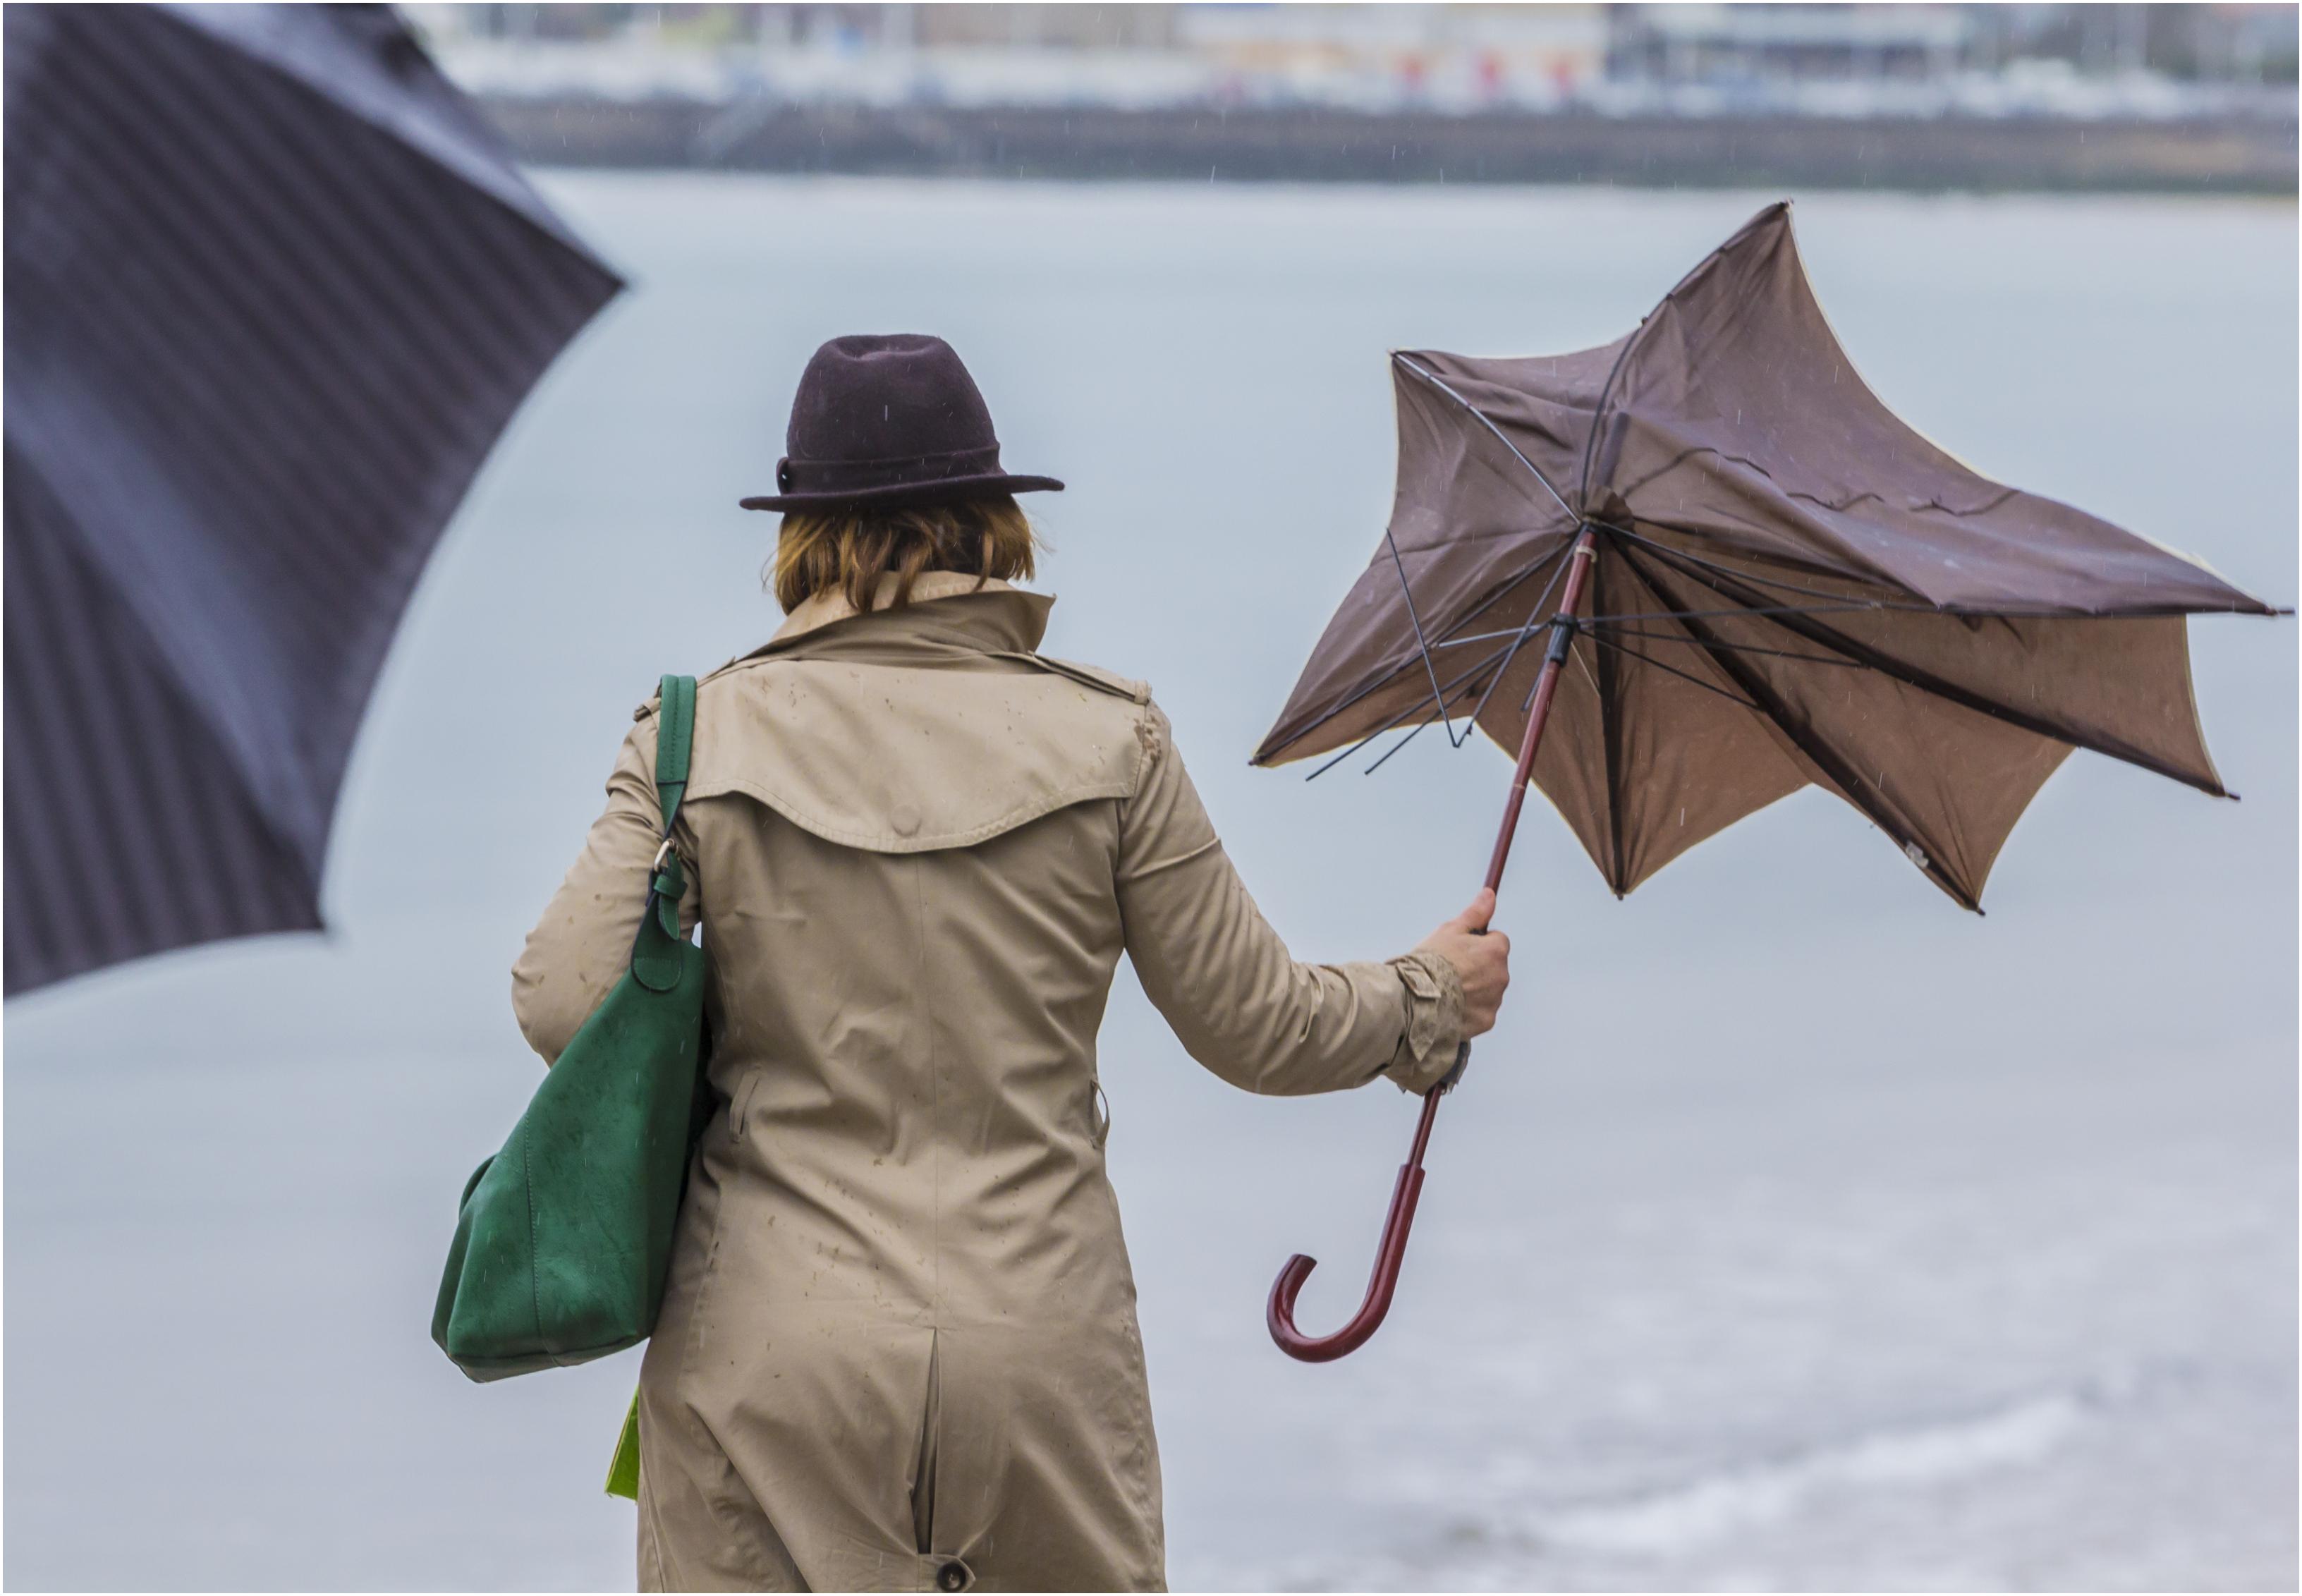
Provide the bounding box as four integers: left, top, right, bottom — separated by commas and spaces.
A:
770, 496, 1040, 616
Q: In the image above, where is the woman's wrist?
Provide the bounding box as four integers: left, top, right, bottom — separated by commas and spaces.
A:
1381, 949, 1465, 1095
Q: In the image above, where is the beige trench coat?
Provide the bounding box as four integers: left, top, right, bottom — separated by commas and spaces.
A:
513, 575, 1463, 1593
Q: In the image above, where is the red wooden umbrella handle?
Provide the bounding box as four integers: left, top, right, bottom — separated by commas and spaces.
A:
1268, 528, 1597, 1363
1267, 1081, 1442, 1360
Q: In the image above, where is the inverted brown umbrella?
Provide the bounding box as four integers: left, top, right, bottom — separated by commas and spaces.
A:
1254, 200, 2281, 1362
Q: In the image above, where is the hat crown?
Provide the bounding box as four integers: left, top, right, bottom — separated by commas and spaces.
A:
744, 332, 1061, 512
787, 334, 996, 465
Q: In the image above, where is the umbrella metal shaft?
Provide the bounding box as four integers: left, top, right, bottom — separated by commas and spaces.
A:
1269, 527, 1597, 1362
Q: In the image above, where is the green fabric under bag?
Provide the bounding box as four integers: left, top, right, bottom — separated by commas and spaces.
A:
432, 674, 710, 1384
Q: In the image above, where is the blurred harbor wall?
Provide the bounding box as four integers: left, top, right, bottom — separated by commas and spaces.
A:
408, 3, 2300, 192
474, 97, 2296, 190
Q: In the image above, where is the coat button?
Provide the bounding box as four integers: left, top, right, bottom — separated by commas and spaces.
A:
891, 803, 922, 838
935, 1560, 970, 1592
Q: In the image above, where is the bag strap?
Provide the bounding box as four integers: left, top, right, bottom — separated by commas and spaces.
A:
654, 674, 695, 834
631, 675, 698, 993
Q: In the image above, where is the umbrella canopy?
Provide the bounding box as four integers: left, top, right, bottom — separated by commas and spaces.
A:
3, 5, 621, 994
1255, 202, 2277, 910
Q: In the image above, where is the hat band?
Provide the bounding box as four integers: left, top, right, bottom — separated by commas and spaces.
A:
778, 441, 1004, 496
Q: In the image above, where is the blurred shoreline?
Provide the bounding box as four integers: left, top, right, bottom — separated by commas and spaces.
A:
418, 5, 2298, 195
477, 95, 2298, 193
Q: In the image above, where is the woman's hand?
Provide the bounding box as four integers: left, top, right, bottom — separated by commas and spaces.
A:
1415, 888, 1511, 1038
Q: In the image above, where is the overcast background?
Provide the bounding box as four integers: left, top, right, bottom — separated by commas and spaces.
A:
6, 177, 2296, 1590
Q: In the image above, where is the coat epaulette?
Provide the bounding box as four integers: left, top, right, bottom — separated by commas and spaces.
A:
1030, 654, 1150, 705
637, 657, 738, 719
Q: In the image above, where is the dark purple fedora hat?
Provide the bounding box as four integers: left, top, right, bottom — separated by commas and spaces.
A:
740, 333, 1063, 513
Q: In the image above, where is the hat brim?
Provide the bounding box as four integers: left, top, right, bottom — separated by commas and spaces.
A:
740, 472, 1064, 514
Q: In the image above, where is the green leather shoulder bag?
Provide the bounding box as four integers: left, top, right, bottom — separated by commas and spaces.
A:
432, 674, 711, 1383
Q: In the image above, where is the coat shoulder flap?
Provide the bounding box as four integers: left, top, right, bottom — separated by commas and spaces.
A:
681, 655, 1153, 853
1020, 653, 1150, 705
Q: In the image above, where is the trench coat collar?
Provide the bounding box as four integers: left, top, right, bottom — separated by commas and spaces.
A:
724, 573, 1054, 674
770, 571, 1023, 643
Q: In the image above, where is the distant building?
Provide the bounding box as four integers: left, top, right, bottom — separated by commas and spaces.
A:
1174, 5, 1607, 109
910, 4, 1181, 49
1609, 4, 1970, 85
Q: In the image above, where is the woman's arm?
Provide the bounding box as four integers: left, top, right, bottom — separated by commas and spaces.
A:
1115, 704, 1472, 1097
511, 710, 701, 1066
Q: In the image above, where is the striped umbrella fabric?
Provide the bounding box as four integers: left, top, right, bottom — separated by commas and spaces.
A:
4, 4, 622, 996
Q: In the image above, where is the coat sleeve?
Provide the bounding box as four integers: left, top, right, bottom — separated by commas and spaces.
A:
511, 709, 702, 1066
1116, 704, 1463, 1097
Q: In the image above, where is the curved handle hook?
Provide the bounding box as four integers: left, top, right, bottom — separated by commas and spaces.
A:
1267, 1082, 1445, 1362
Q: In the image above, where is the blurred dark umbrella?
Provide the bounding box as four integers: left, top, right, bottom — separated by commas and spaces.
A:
3, 5, 621, 995
1253, 201, 2281, 1361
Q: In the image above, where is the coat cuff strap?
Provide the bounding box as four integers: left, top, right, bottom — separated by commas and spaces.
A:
1382, 949, 1464, 1095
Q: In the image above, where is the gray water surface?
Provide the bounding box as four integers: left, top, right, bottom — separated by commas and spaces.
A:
7, 178, 2295, 1591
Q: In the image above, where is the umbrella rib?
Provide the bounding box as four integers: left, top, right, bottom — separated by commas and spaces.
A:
1362, 719, 1436, 776
1391, 354, 1581, 525
1609, 515, 2281, 619
1571, 629, 1604, 700
1363, 680, 1478, 775
1303, 629, 1527, 781
1582, 628, 1762, 712
1373, 553, 1605, 767
1577, 335, 1644, 511
1265, 548, 1565, 762
1441, 602, 1885, 642
1460, 540, 1576, 735
1382, 527, 1461, 748
1581, 602, 1898, 623
1310, 645, 1496, 781
1597, 515, 1947, 613
1609, 544, 1983, 911
1575, 202, 1791, 511
1373, 348, 1589, 739
1621, 535, 2232, 796
1584, 621, 1864, 669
